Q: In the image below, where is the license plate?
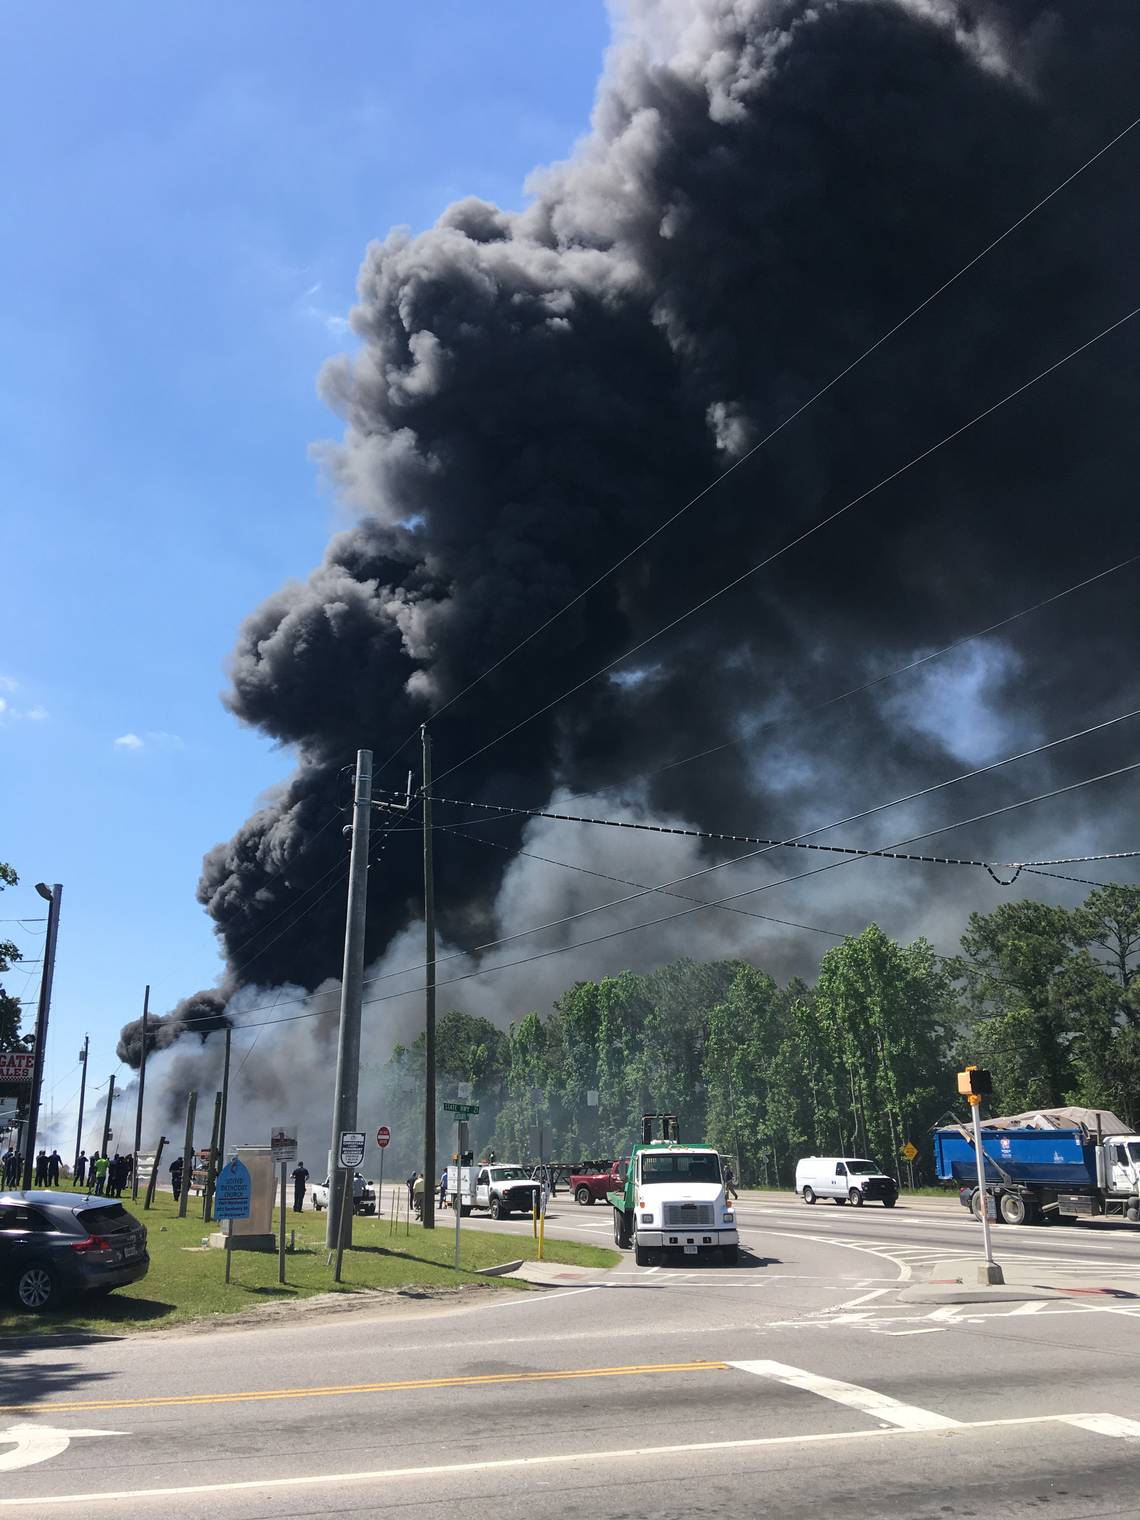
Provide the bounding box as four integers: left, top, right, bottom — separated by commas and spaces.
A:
122, 1244, 140, 1260
684, 1244, 698, 1255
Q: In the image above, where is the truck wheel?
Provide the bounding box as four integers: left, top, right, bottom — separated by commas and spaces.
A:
613, 1208, 631, 1249
882, 1197, 896, 1208
1000, 1192, 1029, 1226
314, 1200, 324, 1211
460, 1205, 471, 1218
848, 1189, 864, 1207
633, 1236, 652, 1266
802, 1186, 816, 1205
490, 1197, 503, 1219
575, 1186, 592, 1206
722, 1245, 739, 1266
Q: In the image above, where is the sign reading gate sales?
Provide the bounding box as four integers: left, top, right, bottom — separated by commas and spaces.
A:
0, 1051, 34, 1082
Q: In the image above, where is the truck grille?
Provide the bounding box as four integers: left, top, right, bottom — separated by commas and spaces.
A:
663, 1202, 714, 1228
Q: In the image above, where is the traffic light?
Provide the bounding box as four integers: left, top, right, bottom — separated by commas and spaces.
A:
460, 1151, 474, 1166
957, 1065, 993, 1099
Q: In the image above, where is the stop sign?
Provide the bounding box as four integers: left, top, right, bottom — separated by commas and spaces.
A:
376, 1125, 391, 1148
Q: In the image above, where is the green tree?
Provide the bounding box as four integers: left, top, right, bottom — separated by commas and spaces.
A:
0, 862, 24, 1052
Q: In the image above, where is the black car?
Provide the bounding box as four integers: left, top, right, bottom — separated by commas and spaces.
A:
0, 1191, 149, 1310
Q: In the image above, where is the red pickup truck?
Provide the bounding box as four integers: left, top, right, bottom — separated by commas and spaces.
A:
570, 1161, 623, 1206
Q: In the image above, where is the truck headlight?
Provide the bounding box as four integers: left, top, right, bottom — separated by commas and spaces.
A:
640, 1212, 654, 1225
722, 1210, 735, 1224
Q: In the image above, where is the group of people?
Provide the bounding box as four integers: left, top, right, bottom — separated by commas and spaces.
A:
76, 1150, 132, 1196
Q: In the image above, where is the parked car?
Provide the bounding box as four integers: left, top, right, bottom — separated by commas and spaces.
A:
308, 1173, 376, 1214
795, 1156, 898, 1207
0, 1191, 149, 1310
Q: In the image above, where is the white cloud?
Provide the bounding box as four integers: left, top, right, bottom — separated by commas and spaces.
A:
113, 730, 185, 753
0, 676, 17, 693
24, 706, 47, 722
0, 689, 49, 723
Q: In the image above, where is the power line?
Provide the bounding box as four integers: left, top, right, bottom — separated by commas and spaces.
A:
230, 757, 1140, 1033
433, 302, 1140, 788
440, 821, 851, 940
382, 112, 1140, 765
364, 704, 1140, 989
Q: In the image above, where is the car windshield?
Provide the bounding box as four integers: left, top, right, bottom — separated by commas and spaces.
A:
844, 1160, 882, 1175
1127, 1143, 1140, 1167
640, 1152, 721, 1184
490, 1167, 528, 1181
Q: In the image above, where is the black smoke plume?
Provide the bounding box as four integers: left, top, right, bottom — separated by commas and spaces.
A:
166, 0, 1139, 1061
117, 989, 231, 1071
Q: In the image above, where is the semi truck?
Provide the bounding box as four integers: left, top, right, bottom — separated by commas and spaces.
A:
608, 1113, 739, 1265
933, 1106, 1140, 1226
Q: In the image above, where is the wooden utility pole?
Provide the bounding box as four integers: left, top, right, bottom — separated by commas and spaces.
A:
218, 1025, 232, 1163
422, 725, 436, 1230
73, 1034, 89, 1175
131, 984, 150, 1200
203, 1089, 223, 1220
100, 1075, 116, 1158
178, 1089, 197, 1219
326, 749, 372, 1251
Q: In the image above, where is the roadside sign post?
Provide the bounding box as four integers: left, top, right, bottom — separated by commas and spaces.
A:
900, 1140, 918, 1191
443, 1101, 478, 1270
376, 1125, 390, 1219
958, 1066, 1003, 1286
270, 1127, 297, 1286
334, 1131, 366, 1282
214, 1157, 252, 1285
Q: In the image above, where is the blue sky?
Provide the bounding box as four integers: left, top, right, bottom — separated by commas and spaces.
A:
0, 2, 611, 1113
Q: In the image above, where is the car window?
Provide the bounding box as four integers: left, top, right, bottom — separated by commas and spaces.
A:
835, 1163, 847, 1176
76, 1205, 133, 1234
477, 1170, 489, 1186
0, 1205, 50, 1231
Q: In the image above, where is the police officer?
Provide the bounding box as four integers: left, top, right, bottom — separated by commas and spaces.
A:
291, 1161, 310, 1213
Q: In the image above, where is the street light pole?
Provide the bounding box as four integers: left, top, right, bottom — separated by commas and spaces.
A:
21, 882, 62, 1190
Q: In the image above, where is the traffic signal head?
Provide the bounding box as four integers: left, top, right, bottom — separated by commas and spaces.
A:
957, 1066, 993, 1098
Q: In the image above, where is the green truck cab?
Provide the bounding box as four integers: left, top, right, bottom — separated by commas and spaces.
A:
607, 1113, 739, 1266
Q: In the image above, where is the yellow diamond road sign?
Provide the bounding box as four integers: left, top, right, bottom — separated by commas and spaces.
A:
901, 1141, 919, 1162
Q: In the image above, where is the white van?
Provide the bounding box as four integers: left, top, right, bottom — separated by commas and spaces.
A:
795, 1156, 898, 1207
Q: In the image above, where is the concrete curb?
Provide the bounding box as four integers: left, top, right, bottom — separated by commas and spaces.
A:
476, 1259, 524, 1277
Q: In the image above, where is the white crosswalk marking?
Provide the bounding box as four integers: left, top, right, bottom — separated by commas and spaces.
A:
1060, 1414, 1140, 1440
729, 1359, 959, 1431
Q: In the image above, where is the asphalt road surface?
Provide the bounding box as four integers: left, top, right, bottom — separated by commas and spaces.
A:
4, 1191, 1140, 1517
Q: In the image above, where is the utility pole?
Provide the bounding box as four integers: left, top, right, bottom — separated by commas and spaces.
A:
178, 1089, 197, 1219
326, 748, 372, 1251
21, 882, 63, 1190
132, 984, 150, 1200
203, 1089, 223, 1220
422, 725, 436, 1230
218, 1025, 232, 1164
73, 1034, 89, 1175
100, 1075, 116, 1158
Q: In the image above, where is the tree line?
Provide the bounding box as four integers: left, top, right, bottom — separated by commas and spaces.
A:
373, 884, 1140, 1183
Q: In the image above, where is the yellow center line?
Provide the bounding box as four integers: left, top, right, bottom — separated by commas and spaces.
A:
0, 1359, 728, 1415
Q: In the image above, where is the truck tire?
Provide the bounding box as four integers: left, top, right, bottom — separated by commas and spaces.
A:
882, 1197, 896, 1208
613, 1207, 631, 1249
1000, 1192, 1029, 1226
848, 1188, 864, 1207
314, 1199, 324, 1211
802, 1186, 816, 1205
722, 1244, 739, 1266
576, 1186, 593, 1206
490, 1196, 505, 1219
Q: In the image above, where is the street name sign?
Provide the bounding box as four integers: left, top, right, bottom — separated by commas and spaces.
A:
214, 1158, 252, 1221
443, 1101, 479, 1117
339, 1130, 366, 1168
376, 1125, 391, 1149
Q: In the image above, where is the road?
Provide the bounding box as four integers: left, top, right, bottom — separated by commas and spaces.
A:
4, 1191, 1140, 1516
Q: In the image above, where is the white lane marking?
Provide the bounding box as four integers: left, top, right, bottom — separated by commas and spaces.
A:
1060, 1414, 1140, 1440
728, 1359, 959, 1431
8, 1413, 1129, 1505
761, 1229, 915, 1280
1010, 1300, 1049, 1315
835, 1287, 892, 1310
0, 1424, 127, 1473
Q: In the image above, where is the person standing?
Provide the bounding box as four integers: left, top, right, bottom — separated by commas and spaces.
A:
291, 1162, 310, 1213
75, 1151, 88, 1188
723, 1161, 739, 1202
412, 1171, 425, 1219
92, 1152, 109, 1195
2, 1148, 16, 1186
438, 1169, 448, 1210
169, 1154, 184, 1202
406, 1170, 416, 1209
47, 1149, 62, 1187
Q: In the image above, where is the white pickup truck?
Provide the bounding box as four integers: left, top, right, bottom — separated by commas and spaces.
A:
447, 1163, 541, 1219
308, 1172, 376, 1215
